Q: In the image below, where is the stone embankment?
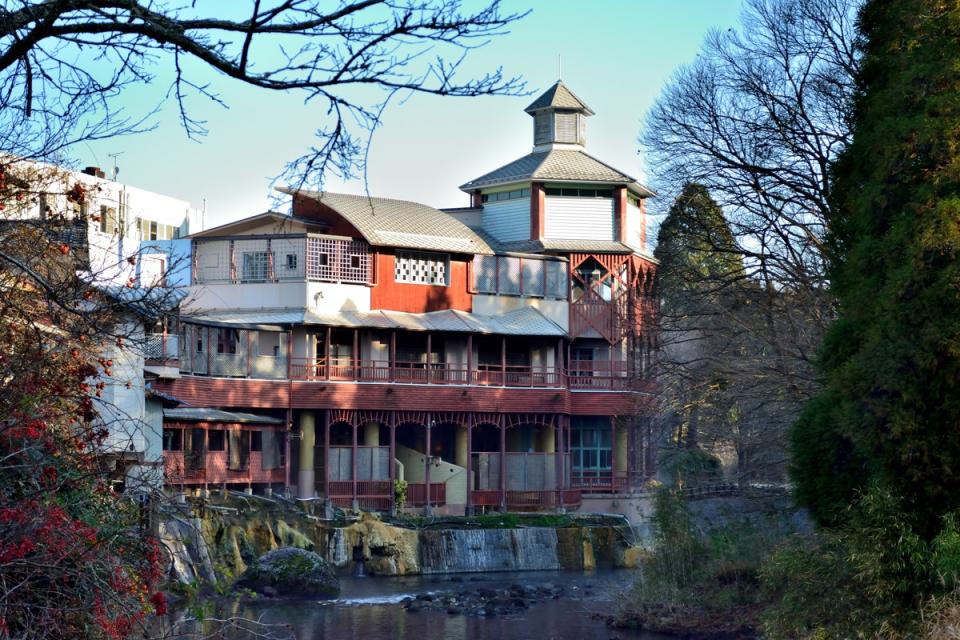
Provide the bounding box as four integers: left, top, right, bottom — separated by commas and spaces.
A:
159, 495, 648, 591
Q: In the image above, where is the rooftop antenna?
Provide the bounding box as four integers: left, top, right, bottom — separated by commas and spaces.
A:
107, 152, 123, 180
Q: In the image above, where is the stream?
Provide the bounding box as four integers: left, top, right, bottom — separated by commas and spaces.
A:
170, 569, 672, 639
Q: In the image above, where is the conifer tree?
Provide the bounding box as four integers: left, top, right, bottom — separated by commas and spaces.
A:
655, 184, 749, 476
792, 1, 960, 533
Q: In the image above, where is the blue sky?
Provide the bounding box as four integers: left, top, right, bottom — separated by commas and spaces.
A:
82, 1, 745, 228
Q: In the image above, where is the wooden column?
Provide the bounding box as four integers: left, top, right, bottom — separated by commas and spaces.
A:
325, 326, 332, 381
424, 416, 432, 516
352, 329, 359, 380
500, 337, 507, 386
466, 414, 474, 515
556, 338, 564, 385
206, 326, 213, 374
555, 419, 565, 509
351, 421, 358, 509
466, 334, 473, 385
286, 329, 293, 379
284, 408, 292, 491
389, 331, 397, 382
389, 413, 397, 514
246, 330, 254, 378
323, 412, 330, 501
499, 417, 507, 512
426, 333, 432, 383
610, 416, 617, 492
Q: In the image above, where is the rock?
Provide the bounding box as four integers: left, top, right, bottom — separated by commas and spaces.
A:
415, 593, 434, 601
262, 585, 278, 597
235, 547, 339, 598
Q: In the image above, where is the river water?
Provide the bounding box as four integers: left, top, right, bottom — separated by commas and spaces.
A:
172, 569, 671, 640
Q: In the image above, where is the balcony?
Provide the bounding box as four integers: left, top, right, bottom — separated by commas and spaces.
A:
289, 357, 571, 388
145, 333, 179, 362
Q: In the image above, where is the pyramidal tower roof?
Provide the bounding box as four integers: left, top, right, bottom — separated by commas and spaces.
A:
524, 81, 595, 115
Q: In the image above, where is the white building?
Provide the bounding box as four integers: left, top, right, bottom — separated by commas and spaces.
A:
6, 160, 202, 491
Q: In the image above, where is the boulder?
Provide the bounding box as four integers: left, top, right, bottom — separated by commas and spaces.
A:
236, 547, 339, 598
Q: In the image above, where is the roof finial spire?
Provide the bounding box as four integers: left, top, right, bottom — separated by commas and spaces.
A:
558, 54, 562, 81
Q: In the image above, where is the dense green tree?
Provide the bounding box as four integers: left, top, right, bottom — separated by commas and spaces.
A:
793, 0, 960, 534
655, 184, 759, 479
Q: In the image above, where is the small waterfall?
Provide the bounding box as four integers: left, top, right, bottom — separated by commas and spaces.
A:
326, 528, 351, 569
419, 527, 560, 574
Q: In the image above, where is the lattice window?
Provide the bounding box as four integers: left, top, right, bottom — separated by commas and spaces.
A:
307, 237, 371, 284
473, 255, 498, 293
271, 236, 305, 281
195, 240, 232, 283
395, 250, 449, 286
497, 256, 521, 295
242, 251, 272, 282
546, 261, 568, 299
522, 258, 545, 297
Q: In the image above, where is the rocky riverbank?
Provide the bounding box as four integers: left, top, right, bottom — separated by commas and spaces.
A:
402, 579, 571, 617
160, 495, 648, 591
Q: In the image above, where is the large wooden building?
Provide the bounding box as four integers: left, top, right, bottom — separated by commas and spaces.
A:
154, 82, 658, 513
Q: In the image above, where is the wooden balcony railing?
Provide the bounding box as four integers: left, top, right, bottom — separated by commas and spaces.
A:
570, 470, 629, 494
287, 358, 630, 389
162, 450, 285, 485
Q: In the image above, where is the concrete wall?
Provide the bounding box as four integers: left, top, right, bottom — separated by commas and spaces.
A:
183, 281, 371, 312
395, 445, 467, 508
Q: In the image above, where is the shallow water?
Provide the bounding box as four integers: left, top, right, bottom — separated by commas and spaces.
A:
172, 569, 673, 639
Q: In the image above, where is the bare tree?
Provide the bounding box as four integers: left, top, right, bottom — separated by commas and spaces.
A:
0, 0, 527, 183
644, 0, 861, 484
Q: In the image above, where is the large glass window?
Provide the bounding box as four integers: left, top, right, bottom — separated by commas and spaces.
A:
571, 417, 612, 477
472, 255, 568, 299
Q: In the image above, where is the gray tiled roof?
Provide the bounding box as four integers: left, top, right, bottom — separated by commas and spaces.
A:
279, 189, 496, 255
459, 149, 654, 197
183, 306, 565, 337
525, 81, 595, 115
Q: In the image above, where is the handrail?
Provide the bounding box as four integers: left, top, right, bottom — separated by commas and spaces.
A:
275, 357, 637, 389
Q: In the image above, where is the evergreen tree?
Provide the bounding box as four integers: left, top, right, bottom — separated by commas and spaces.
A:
655, 184, 748, 478
655, 183, 744, 316
792, 1, 960, 533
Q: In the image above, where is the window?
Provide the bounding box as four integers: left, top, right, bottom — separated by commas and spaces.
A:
100, 205, 117, 234
162, 429, 182, 451
473, 255, 498, 293
534, 111, 551, 145
472, 255, 568, 300
481, 187, 530, 203
242, 251, 272, 282
544, 186, 613, 198
570, 417, 612, 476
217, 328, 239, 354
196, 328, 204, 353
395, 250, 449, 286
285, 254, 298, 270
251, 431, 263, 452
149, 220, 158, 240
555, 112, 579, 143
350, 255, 361, 269
208, 430, 225, 451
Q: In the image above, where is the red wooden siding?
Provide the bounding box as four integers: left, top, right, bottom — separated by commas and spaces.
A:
370, 251, 472, 313
153, 376, 655, 416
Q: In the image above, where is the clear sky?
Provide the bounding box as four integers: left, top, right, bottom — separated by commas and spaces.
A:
81, 1, 745, 229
